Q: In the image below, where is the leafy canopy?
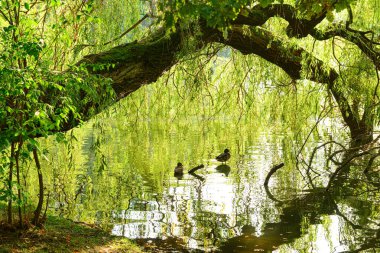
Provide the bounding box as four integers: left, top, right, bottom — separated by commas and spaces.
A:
156, 0, 357, 29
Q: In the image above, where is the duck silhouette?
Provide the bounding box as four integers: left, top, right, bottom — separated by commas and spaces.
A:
216, 149, 230, 164
216, 164, 231, 177
174, 162, 184, 175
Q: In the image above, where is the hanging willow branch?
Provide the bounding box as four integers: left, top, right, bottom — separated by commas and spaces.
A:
75, 14, 149, 51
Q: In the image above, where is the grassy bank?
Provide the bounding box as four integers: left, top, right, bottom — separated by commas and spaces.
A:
0, 216, 143, 253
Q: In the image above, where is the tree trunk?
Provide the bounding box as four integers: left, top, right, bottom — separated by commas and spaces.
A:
7, 142, 15, 225
204, 26, 374, 143
15, 139, 23, 227
32, 149, 44, 226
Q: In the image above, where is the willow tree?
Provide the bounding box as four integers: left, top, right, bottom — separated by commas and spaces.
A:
0, 0, 379, 145
76, 0, 378, 144
1, 0, 380, 226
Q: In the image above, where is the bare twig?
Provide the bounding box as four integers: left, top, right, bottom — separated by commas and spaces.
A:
326, 146, 380, 191
296, 98, 332, 163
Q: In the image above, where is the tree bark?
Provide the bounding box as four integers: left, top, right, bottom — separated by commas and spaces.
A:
7, 142, 15, 225
202, 25, 372, 143
32, 149, 44, 226
15, 139, 23, 227
78, 28, 183, 101
75, 17, 374, 143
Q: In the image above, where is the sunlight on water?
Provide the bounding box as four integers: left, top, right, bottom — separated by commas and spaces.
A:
41, 118, 380, 252
108, 141, 283, 251
284, 215, 351, 253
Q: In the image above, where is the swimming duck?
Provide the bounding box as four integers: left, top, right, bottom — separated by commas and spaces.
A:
216, 149, 230, 164
174, 162, 184, 175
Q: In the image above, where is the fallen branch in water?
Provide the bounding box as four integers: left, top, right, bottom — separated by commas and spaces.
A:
264, 163, 284, 186
264, 183, 284, 203
189, 172, 205, 181
188, 164, 204, 174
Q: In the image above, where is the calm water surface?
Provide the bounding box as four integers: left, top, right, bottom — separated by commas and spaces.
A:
43, 119, 380, 252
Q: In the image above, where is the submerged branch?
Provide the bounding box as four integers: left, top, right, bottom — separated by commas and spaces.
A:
264, 183, 284, 203
264, 163, 284, 186
188, 164, 205, 174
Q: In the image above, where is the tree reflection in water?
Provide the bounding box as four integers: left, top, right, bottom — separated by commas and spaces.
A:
45, 125, 380, 252
108, 158, 380, 252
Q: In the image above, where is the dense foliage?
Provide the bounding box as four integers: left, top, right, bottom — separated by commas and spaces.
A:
0, 0, 114, 227
157, 0, 357, 28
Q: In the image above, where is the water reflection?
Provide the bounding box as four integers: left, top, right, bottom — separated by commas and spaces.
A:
111, 163, 241, 251
215, 164, 231, 177
189, 172, 205, 182
111, 158, 296, 251
43, 120, 380, 252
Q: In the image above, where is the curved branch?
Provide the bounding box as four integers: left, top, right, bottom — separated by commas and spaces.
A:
0, 12, 372, 144
264, 163, 284, 186
203, 25, 361, 138
78, 28, 184, 100
326, 146, 380, 191
232, 4, 380, 71
233, 4, 327, 38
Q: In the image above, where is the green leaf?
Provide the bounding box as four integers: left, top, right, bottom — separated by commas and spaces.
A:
326, 11, 334, 22
260, 0, 273, 8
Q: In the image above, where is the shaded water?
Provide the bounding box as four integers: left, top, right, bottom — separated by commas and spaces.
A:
41, 118, 380, 252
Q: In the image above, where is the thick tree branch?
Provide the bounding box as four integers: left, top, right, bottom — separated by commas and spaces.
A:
78, 28, 183, 100
233, 4, 327, 38
233, 4, 380, 71
77, 22, 364, 141
202, 25, 361, 137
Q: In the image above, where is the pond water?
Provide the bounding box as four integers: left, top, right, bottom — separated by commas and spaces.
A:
41, 117, 380, 252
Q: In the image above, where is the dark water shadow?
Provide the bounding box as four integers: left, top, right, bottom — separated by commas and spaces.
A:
219, 208, 302, 252
220, 182, 380, 252
189, 171, 205, 181
134, 237, 205, 253
215, 164, 231, 177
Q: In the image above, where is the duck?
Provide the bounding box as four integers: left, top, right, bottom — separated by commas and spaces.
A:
174, 162, 184, 175
216, 149, 230, 164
